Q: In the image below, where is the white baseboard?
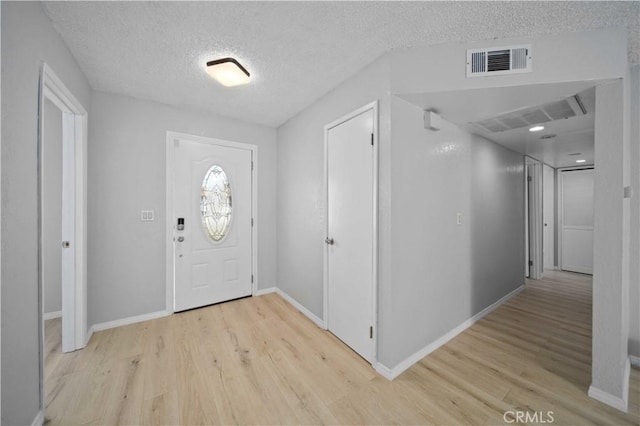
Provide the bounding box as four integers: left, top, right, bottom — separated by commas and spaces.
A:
43, 310, 62, 320
254, 287, 276, 296
375, 284, 525, 380
630, 355, 640, 367
275, 288, 326, 329
89, 310, 170, 334
31, 409, 44, 426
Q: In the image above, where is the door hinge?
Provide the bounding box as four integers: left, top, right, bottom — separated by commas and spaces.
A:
369, 326, 373, 339
527, 176, 532, 182
371, 133, 374, 146
529, 260, 533, 266
251, 275, 254, 283
251, 218, 254, 227
251, 161, 254, 171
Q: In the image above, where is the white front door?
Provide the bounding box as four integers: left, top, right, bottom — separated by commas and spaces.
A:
560, 168, 594, 274
326, 105, 375, 363
173, 139, 253, 312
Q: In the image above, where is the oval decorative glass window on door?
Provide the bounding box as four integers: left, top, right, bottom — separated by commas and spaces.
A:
200, 165, 232, 242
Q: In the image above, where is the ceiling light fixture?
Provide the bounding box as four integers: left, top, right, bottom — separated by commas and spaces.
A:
529, 125, 545, 132
206, 57, 251, 87
576, 159, 586, 163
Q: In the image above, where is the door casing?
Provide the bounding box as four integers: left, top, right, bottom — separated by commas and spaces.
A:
38, 63, 88, 413
525, 156, 543, 280
165, 131, 258, 312
323, 101, 379, 365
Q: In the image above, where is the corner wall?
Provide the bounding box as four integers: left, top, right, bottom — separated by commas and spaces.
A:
88, 91, 277, 326
380, 96, 524, 368
1, 2, 92, 424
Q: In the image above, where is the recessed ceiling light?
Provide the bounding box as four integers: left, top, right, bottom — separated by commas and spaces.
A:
529, 125, 545, 132
206, 57, 251, 87
576, 159, 586, 163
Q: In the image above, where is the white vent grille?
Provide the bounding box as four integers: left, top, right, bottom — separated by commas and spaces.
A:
472, 95, 586, 133
467, 45, 532, 77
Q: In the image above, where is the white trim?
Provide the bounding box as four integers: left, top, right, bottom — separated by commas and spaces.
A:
39, 63, 88, 354
38, 63, 88, 421
588, 359, 630, 412
630, 355, 640, 367
323, 100, 379, 365
90, 310, 170, 333
165, 131, 258, 313
31, 410, 44, 426
254, 287, 276, 296
43, 311, 62, 320
275, 288, 326, 329
375, 285, 525, 380
525, 157, 543, 279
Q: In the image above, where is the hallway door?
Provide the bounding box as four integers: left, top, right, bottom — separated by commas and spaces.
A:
325, 103, 376, 363
560, 168, 594, 274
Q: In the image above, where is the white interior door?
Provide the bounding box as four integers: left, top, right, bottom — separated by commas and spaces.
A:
174, 139, 252, 312
560, 168, 594, 274
326, 107, 375, 363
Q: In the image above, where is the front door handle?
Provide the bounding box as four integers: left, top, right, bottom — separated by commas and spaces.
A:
325, 237, 334, 245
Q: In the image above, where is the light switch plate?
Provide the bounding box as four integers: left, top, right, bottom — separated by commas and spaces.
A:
141, 210, 155, 221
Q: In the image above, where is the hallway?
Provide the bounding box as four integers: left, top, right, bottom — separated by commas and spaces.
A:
44, 271, 639, 425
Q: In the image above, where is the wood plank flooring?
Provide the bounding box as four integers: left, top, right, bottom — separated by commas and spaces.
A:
44, 270, 639, 425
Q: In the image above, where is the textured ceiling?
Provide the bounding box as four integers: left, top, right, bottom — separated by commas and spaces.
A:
42, 1, 639, 127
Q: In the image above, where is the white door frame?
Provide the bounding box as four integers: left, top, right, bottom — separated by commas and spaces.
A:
165, 131, 258, 313
323, 100, 379, 364
38, 63, 88, 353
525, 156, 543, 280
38, 62, 88, 415
557, 164, 595, 272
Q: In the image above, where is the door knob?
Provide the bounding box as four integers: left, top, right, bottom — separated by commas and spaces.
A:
62, 241, 70, 248
177, 236, 185, 242
325, 237, 334, 245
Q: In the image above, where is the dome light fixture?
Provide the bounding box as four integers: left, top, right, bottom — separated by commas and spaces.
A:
529, 125, 545, 132
206, 57, 251, 87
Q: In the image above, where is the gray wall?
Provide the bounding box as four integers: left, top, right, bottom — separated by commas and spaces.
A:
88, 91, 276, 326
43, 99, 62, 315
629, 64, 639, 359
1, 2, 91, 424
591, 80, 629, 399
276, 56, 391, 319
381, 96, 524, 367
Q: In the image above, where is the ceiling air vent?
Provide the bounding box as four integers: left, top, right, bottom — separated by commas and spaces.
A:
466, 45, 532, 77
472, 94, 587, 133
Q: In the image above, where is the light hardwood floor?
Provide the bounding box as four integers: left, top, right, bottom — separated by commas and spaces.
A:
45, 270, 639, 425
